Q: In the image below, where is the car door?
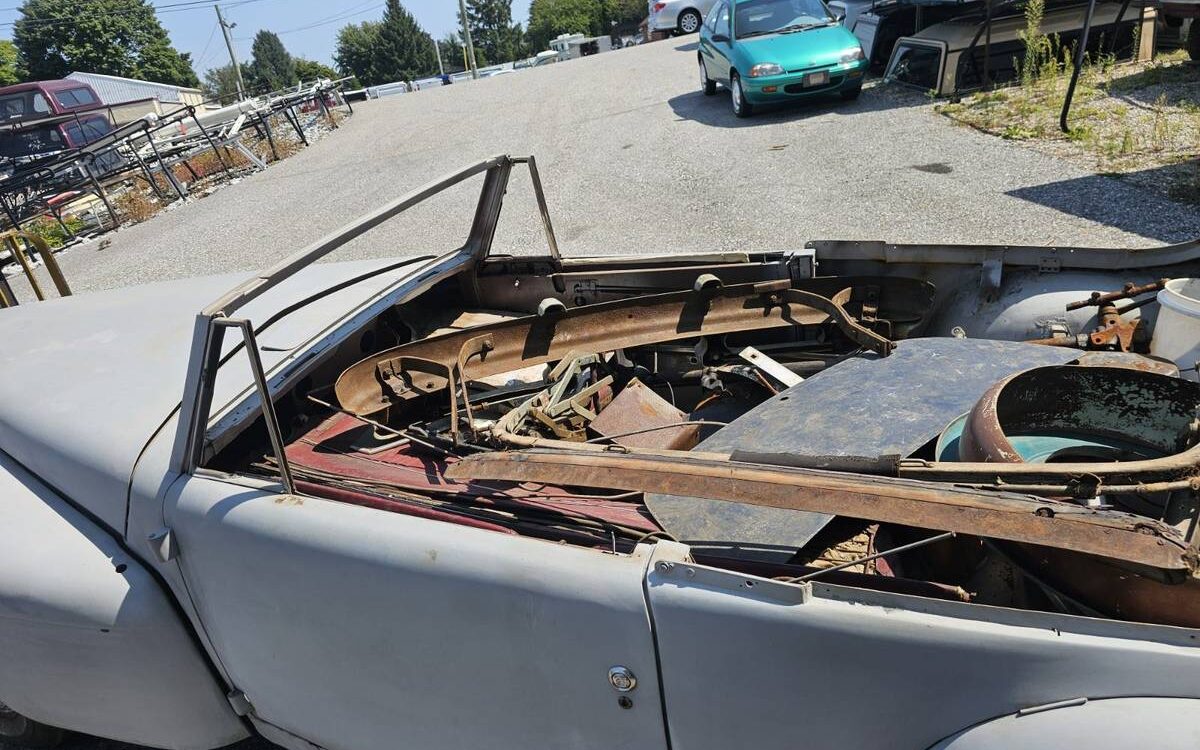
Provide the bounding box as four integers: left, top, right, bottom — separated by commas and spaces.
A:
701, 1, 734, 82
163, 472, 668, 750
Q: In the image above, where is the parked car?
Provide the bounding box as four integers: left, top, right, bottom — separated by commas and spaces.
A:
885, 0, 1136, 96
699, 0, 868, 116
0, 80, 104, 124
3, 155, 1200, 750
0, 79, 115, 168
649, 0, 719, 34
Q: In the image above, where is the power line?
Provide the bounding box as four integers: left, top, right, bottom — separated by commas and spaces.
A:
194, 21, 220, 66
277, 0, 383, 35
0, 0, 275, 29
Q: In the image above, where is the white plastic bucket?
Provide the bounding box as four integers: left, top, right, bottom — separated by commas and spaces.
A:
1151, 278, 1200, 379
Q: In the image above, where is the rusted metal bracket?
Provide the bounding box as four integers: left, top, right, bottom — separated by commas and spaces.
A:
445, 449, 1192, 574
337, 281, 893, 417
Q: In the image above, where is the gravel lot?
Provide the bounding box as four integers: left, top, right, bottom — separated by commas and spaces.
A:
47, 36, 1200, 296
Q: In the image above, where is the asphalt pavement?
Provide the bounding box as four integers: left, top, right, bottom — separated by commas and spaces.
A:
48, 36, 1200, 296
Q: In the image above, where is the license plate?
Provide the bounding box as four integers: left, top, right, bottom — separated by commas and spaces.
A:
804, 71, 829, 87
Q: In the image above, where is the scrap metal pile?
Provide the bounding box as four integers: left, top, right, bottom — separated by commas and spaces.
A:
216, 268, 1200, 629
0, 79, 350, 240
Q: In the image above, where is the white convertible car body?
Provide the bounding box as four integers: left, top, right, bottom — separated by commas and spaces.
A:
2, 156, 1200, 750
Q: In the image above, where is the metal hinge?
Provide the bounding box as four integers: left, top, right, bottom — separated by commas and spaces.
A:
226, 690, 254, 716
147, 528, 177, 563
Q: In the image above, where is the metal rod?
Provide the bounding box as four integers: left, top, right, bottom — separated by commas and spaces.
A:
1061, 0, 1099, 133
215, 317, 296, 495
584, 421, 728, 443
983, 0, 992, 87
790, 532, 956, 582
191, 110, 233, 174
521, 156, 561, 261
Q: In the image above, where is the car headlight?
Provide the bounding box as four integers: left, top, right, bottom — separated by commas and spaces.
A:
748, 63, 784, 77
839, 47, 866, 63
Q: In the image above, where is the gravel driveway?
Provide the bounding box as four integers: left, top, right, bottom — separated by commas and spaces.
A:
47, 37, 1200, 296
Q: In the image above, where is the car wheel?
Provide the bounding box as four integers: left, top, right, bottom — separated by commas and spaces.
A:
678, 9, 702, 34
0, 704, 64, 748
841, 84, 863, 100
699, 58, 717, 95
730, 72, 753, 117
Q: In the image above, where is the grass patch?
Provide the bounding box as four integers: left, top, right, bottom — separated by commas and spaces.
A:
936, 42, 1200, 203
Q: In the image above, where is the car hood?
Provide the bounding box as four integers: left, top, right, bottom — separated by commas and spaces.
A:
736, 24, 859, 69
0, 258, 433, 535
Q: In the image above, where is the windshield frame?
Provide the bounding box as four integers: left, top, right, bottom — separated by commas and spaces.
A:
175, 154, 560, 476
734, 0, 836, 39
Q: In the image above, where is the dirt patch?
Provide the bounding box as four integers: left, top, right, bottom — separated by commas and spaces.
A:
937, 52, 1200, 204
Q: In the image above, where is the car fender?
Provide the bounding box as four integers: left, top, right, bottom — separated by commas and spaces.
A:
0, 450, 246, 750
929, 697, 1200, 750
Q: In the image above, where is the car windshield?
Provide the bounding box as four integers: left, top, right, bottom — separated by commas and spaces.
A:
735, 0, 834, 38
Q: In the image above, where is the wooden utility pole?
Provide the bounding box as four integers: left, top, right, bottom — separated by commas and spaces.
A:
215, 4, 247, 100
457, 0, 480, 79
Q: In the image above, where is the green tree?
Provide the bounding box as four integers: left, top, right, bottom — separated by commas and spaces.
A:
375, 0, 439, 81
13, 0, 197, 86
438, 32, 489, 71
461, 0, 526, 63
249, 30, 296, 93
527, 0, 602, 51
294, 58, 338, 83
201, 63, 250, 102
334, 21, 383, 86
0, 41, 21, 86
606, 0, 647, 26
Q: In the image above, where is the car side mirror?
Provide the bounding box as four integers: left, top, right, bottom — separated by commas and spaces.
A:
712, 32, 729, 42
834, 10, 846, 21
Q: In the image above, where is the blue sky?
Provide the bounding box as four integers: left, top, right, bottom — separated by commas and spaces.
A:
0, 0, 535, 73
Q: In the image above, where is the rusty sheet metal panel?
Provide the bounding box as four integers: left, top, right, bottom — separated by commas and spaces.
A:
448, 450, 1191, 573
590, 378, 699, 450
646, 339, 1080, 551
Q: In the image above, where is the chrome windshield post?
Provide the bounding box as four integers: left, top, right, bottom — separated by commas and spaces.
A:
210, 317, 297, 496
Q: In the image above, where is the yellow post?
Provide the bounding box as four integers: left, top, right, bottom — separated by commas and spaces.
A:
0, 230, 72, 307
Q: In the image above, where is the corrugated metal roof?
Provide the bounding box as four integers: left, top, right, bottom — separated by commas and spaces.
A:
66, 71, 203, 105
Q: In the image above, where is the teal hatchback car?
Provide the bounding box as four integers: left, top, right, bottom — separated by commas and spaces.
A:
698, 0, 867, 117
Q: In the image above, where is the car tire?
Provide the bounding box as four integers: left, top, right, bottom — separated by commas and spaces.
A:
730, 72, 753, 117
678, 9, 702, 34
699, 58, 717, 95
841, 84, 863, 100
1188, 21, 1199, 61
0, 704, 64, 749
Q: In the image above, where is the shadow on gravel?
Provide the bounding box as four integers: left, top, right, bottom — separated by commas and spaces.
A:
1006, 163, 1200, 244
667, 83, 926, 128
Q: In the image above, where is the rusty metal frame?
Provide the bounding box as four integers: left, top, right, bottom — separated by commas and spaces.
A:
444, 449, 1193, 574
334, 279, 892, 417
213, 317, 296, 495
174, 155, 523, 476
